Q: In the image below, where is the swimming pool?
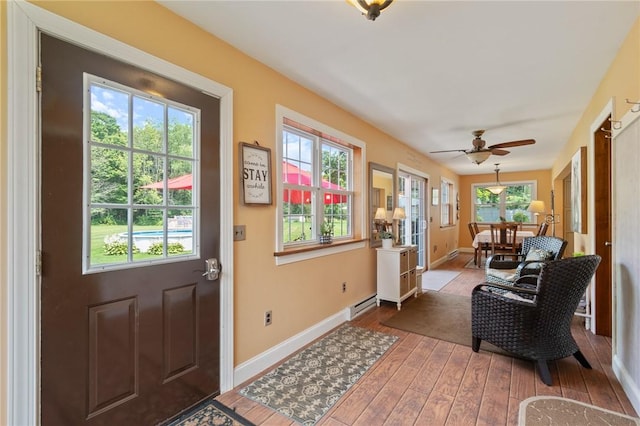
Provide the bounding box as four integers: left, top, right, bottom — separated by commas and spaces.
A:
118, 229, 193, 253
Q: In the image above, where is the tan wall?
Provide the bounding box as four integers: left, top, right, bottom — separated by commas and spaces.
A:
19, 1, 457, 365
551, 18, 640, 253
458, 169, 553, 248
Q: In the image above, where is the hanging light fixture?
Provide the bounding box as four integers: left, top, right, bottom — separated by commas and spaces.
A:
486, 163, 507, 195
347, 0, 394, 21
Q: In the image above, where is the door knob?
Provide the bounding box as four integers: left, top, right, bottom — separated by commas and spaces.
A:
604, 241, 612, 247
202, 258, 221, 280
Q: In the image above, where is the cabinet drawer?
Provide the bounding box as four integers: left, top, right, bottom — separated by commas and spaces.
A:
399, 250, 409, 273
400, 272, 409, 295
409, 269, 416, 291
409, 248, 417, 270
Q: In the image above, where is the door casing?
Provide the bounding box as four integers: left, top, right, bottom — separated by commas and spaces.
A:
6, 2, 234, 425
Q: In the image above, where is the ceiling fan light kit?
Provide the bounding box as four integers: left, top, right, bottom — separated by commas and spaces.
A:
466, 151, 492, 165
347, 0, 394, 21
430, 129, 536, 166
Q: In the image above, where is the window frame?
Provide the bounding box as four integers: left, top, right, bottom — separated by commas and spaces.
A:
83, 74, 201, 274
275, 105, 366, 265
440, 178, 454, 227
471, 180, 538, 224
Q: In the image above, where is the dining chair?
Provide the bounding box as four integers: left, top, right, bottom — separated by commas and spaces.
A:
469, 222, 489, 265
536, 222, 549, 236
489, 223, 519, 259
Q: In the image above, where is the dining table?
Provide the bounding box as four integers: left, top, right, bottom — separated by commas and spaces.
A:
472, 229, 535, 265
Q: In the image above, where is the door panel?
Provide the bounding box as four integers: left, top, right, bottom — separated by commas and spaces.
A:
40, 34, 220, 425
594, 118, 612, 336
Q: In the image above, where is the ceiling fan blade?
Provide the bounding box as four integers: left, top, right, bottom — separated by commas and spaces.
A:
487, 139, 535, 149
490, 149, 510, 156
429, 149, 467, 154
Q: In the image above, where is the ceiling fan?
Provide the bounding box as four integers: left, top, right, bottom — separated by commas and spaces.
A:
430, 130, 536, 165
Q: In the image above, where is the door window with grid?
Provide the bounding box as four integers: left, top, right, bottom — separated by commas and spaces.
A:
85, 75, 199, 272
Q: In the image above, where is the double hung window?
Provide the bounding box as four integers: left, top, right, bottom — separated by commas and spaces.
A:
472, 182, 536, 223
277, 107, 362, 252
440, 179, 454, 226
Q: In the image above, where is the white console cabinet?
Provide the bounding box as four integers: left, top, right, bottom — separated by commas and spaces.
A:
376, 245, 418, 310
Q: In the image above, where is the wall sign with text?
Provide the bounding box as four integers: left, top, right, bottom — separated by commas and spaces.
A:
240, 142, 272, 205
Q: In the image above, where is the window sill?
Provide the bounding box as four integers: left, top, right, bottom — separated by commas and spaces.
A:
274, 238, 367, 265
440, 224, 457, 229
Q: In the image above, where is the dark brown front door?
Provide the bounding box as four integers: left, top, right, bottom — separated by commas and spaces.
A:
594, 117, 612, 336
40, 34, 221, 425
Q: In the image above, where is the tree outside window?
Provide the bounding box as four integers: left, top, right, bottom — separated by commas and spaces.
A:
473, 182, 536, 223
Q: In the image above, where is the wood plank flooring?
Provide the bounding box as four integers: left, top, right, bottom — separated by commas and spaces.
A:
217, 254, 638, 425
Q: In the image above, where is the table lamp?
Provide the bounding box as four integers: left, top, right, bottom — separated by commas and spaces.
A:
392, 207, 406, 244
374, 207, 387, 233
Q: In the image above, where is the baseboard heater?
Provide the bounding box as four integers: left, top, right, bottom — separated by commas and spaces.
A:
349, 294, 377, 320
448, 250, 459, 259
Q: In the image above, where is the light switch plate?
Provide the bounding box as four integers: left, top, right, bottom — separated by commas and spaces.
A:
234, 225, 246, 241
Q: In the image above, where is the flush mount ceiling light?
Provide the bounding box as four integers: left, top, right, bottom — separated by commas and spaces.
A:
347, 0, 394, 21
486, 163, 507, 195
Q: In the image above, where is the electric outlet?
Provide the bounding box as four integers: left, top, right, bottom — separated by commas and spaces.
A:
234, 225, 246, 241
342, 282, 347, 293
264, 310, 272, 326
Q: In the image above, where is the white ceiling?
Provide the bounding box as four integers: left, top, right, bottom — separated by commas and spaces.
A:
158, 0, 639, 175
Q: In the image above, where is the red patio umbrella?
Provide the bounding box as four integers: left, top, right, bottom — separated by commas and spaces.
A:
141, 173, 193, 190
282, 161, 346, 204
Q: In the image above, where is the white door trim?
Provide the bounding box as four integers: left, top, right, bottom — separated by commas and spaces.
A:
6, 1, 235, 424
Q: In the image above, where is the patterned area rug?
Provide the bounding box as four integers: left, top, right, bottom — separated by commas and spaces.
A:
519, 396, 640, 425
168, 399, 255, 426
239, 324, 398, 425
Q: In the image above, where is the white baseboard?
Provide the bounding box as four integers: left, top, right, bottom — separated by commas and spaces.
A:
613, 354, 640, 415
233, 308, 349, 387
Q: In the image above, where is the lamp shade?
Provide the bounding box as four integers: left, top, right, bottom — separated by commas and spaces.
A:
486, 185, 506, 195
374, 207, 387, 220
392, 207, 406, 220
466, 151, 492, 165
486, 163, 506, 194
528, 200, 545, 214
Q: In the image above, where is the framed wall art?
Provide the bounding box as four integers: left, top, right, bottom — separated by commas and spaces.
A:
571, 146, 587, 233
240, 142, 272, 205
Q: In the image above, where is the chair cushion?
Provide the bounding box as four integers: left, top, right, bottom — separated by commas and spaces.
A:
525, 248, 553, 268
487, 268, 517, 282
503, 291, 535, 303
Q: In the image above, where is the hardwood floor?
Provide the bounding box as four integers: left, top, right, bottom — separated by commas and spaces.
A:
217, 254, 638, 425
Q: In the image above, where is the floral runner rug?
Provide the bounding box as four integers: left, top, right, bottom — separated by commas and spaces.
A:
239, 324, 398, 425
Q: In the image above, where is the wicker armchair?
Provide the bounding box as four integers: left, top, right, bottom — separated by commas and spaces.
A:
485, 236, 568, 286
471, 255, 601, 385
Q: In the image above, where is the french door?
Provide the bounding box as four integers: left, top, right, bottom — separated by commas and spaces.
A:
397, 172, 427, 267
